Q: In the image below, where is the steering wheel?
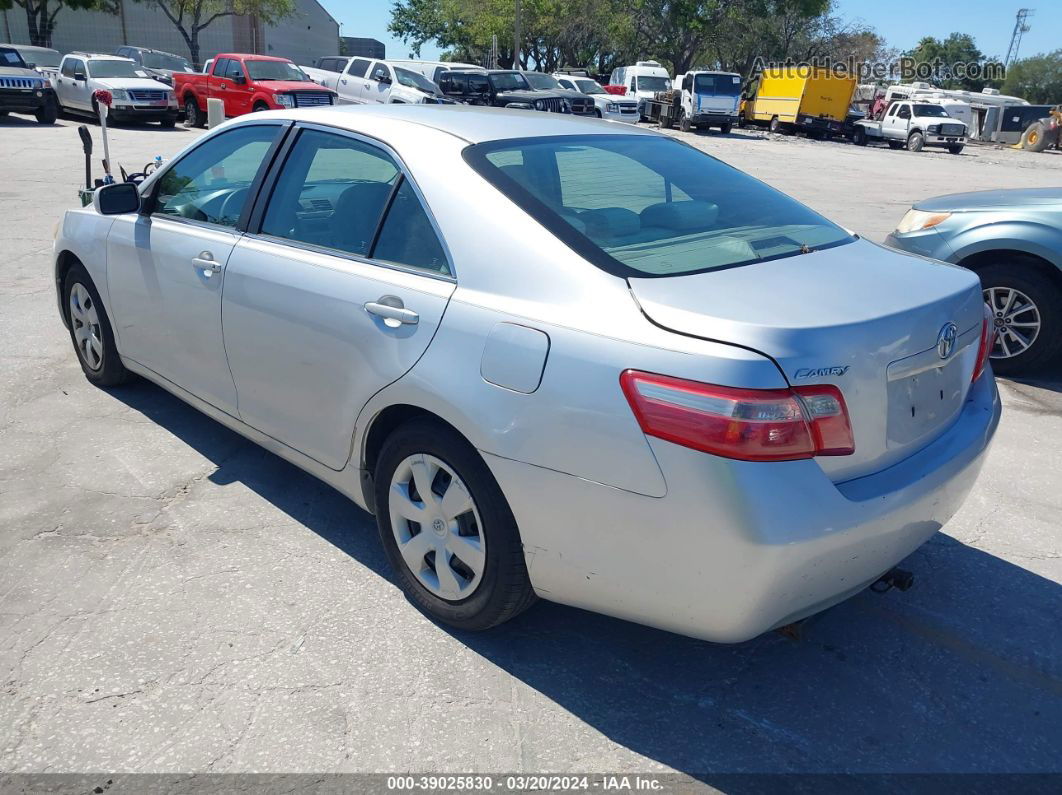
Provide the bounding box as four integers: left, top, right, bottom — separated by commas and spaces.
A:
218, 187, 249, 225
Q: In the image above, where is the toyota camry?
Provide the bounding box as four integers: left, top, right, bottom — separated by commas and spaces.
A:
54, 106, 1000, 642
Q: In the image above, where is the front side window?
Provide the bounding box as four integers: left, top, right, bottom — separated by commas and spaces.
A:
897, 105, 911, 119
370, 63, 390, 82
63, 58, 84, 77
245, 59, 308, 82
226, 60, 245, 81
467, 135, 853, 278
153, 125, 280, 227
260, 129, 448, 273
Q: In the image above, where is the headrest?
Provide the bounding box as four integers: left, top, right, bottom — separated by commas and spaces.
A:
579, 207, 641, 239
640, 200, 719, 231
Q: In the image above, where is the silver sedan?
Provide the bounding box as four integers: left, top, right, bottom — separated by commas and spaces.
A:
55, 106, 1001, 642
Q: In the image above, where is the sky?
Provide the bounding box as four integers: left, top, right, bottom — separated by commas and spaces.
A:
328, 0, 1060, 65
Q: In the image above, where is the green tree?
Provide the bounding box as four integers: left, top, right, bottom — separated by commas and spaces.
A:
1002, 50, 1062, 104
140, 0, 296, 68
0, 0, 115, 47
904, 32, 996, 91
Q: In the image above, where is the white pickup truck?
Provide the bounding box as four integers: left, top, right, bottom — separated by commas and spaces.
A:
852, 100, 967, 154
301, 57, 448, 105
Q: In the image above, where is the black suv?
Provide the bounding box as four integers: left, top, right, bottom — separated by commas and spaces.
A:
114, 46, 194, 86
0, 45, 57, 124
439, 70, 575, 113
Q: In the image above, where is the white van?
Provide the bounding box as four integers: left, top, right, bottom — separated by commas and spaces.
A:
387, 59, 485, 86
608, 60, 671, 120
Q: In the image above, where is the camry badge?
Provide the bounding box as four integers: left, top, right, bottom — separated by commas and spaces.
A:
937, 322, 958, 359
794, 366, 849, 379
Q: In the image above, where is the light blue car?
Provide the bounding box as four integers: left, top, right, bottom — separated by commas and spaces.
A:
886, 188, 1062, 374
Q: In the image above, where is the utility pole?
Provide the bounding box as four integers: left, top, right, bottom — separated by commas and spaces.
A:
1004, 8, 1033, 68
513, 0, 522, 70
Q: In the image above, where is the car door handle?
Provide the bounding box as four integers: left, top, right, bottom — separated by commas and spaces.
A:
365, 297, 418, 327
192, 252, 222, 275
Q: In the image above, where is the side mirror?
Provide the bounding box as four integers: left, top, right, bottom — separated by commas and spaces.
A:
93, 182, 141, 215
233, 73, 246, 84
378, 74, 392, 84
73, 72, 86, 81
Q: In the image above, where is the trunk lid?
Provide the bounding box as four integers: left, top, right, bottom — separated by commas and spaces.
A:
628, 238, 985, 481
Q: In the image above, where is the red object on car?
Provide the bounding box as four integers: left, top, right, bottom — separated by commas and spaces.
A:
93, 89, 113, 107
174, 53, 336, 125
603, 85, 627, 96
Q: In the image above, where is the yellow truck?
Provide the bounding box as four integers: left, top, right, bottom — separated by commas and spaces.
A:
739, 66, 857, 137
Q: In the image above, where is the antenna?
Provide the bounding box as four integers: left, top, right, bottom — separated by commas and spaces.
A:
1004, 8, 1033, 68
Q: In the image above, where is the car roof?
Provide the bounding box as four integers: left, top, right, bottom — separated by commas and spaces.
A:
247, 104, 661, 144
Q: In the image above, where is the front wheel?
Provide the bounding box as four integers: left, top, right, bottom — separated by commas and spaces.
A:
977, 263, 1062, 374
252, 101, 270, 112
948, 144, 964, 155
1021, 121, 1049, 152
374, 419, 536, 631
853, 126, 867, 146
35, 96, 58, 124
907, 131, 925, 152
719, 123, 732, 135
679, 111, 691, 133
887, 139, 904, 150
160, 117, 176, 128
63, 263, 131, 387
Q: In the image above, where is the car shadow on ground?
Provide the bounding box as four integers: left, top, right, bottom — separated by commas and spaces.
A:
1003, 371, 1062, 395
111, 380, 1062, 778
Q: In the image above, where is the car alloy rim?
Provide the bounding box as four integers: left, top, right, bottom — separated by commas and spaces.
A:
69, 282, 104, 371
388, 453, 485, 600
984, 286, 1041, 359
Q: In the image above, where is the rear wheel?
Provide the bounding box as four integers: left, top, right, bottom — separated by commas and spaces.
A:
63, 263, 131, 387
374, 418, 536, 631
769, 115, 782, 134
184, 97, 203, 127
975, 262, 1062, 374
907, 131, 924, 152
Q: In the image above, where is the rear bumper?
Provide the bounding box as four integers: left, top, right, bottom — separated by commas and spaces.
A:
489, 372, 1000, 642
796, 113, 844, 133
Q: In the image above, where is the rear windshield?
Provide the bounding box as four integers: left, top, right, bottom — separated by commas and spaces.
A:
465, 135, 854, 278
694, 73, 741, 95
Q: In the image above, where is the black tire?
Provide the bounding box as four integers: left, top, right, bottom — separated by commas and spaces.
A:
252, 101, 270, 112
853, 126, 867, 146
720, 122, 732, 135
63, 263, 131, 387
35, 96, 58, 124
737, 112, 746, 129
907, 131, 924, 152
593, 109, 602, 118
948, 144, 964, 155
769, 115, 782, 134
887, 140, 904, 150
0, 111, 8, 117
679, 111, 691, 133
974, 262, 1062, 375
374, 418, 536, 631
160, 117, 176, 128
184, 97, 203, 128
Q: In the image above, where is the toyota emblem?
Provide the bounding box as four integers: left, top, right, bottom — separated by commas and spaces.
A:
937, 322, 958, 359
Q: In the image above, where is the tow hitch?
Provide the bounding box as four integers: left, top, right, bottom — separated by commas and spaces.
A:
871, 567, 914, 594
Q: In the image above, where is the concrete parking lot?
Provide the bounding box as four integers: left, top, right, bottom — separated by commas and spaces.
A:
1, 112, 1060, 777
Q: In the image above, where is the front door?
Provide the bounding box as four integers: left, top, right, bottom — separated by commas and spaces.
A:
105, 123, 284, 415
222, 125, 455, 469
364, 62, 393, 104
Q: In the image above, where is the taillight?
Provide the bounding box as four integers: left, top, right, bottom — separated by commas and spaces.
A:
972, 302, 995, 383
619, 370, 854, 462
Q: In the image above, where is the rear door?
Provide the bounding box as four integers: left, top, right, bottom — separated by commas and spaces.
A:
337, 57, 371, 103
222, 123, 455, 469
207, 57, 230, 106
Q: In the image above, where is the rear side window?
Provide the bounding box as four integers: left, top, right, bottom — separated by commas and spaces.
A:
466, 135, 853, 278
260, 129, 448, 274
153, 125, 279, 227
348, 58, 370, 77
212, 57, 230, 76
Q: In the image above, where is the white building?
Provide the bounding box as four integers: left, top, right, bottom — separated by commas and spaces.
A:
1, 0, 339, 68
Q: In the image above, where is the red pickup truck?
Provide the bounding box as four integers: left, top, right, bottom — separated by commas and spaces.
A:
175, 53, 336, 126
